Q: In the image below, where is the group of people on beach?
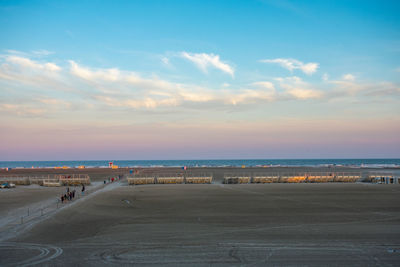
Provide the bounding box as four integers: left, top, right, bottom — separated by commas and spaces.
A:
60, 184, 85, 203
61, 188, 75, 203
103, 175, 122, 184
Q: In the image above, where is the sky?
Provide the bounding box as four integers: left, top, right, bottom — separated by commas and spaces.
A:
0, 0, 399, 160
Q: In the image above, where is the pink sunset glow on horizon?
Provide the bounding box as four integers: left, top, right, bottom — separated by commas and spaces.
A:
1, 117, 399, 160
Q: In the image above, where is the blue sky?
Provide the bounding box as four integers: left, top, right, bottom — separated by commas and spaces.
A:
0, 0, 399, 160
2, 0, 399, 81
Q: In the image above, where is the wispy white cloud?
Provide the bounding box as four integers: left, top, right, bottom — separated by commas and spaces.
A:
322, 73, 329, 81
329, 76, 400, 98
342, 73, 355, 81
362, 82, 400, 97
251, 81, 275, 90
0, 96, 77, 118
38, 98, 71, 108
275, 76, 323, 99
0, 103, 46, 117
161, 56, 170, 65
226, 88, 276, 105
69, 60, 217, 108
0, 55, 67, 93
69, 60, 119, 81
6, 55, 61, 72
69, 61, 281, 107
260, 58, 319, 75
1, 52, 398, 118
4, 49, 27, 56
181, 52, 234, 77
32, 50, 54, 56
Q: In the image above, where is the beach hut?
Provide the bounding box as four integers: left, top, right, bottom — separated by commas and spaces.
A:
43, 180, 62, 187
127, 177, 155, 185
334, 173, 361, 182
224, 176, 250, 184
277, 175, 306, 183
58, 174, 91, 185
185, 176, 212, 184
370, 175, 399, 184
252, 175, 279, 183
307, 174, 334, 183
287, 175, 307, 183
156, 176, 184, 184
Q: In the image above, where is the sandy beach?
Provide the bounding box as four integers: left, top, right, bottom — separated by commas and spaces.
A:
1, 167, 400, 266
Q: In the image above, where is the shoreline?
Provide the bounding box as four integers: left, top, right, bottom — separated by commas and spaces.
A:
1, 158, 399, 170
2, 166, 399, 173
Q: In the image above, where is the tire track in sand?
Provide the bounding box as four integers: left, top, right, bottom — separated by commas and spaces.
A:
0, 242, 63, 267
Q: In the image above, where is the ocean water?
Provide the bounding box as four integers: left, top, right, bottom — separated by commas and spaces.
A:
0, 159, 399, 169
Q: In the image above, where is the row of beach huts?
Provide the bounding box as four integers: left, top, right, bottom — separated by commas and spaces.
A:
128, 175, 212, 185
1, 172, 398, 187
127, 172, 399, 185
0, 174, 91, 187
225, 173, 363, 184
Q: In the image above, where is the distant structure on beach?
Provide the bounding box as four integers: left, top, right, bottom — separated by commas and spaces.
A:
108, 162, 119, 169
370, 175, 399, 184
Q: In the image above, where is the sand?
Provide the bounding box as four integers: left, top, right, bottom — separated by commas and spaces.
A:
1, 167, 400, 266
0, 185, 65, 218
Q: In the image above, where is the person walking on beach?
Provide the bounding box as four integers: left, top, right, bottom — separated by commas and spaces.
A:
81, 184, 85, 195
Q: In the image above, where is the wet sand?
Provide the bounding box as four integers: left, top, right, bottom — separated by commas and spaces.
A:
1, 167, 400, 266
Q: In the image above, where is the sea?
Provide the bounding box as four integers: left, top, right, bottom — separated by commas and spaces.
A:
0, 159, 399, 169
